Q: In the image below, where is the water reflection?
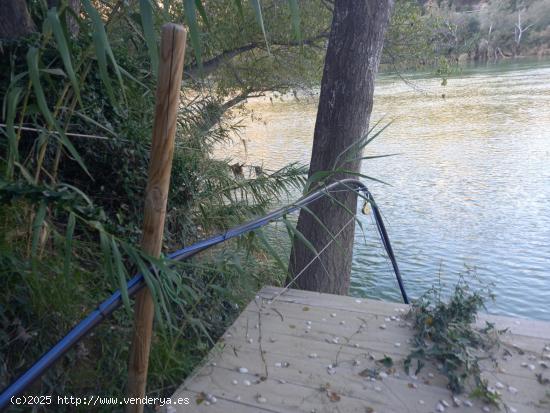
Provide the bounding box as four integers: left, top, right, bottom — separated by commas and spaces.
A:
215, 60, 550, 320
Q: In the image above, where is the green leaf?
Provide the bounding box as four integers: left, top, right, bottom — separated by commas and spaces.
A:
139, 0, 159, 78
4, 86, 22, 179
184, 0, 203, 72
47, 8, 81, 105
283, 216, 317, 255
63, 212, 76, 276
81, 0, 125, 106
287, 0, 301, 45
249, 0, 270, 54
194, 0, 210, 28
26, 47, 90, 176
111, 239, 131, 312
31, 202, 47, 259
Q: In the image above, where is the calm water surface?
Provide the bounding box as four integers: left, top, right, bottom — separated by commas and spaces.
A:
219, 60, 550, 320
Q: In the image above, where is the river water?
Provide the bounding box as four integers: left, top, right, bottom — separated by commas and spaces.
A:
220, 59, 550, 321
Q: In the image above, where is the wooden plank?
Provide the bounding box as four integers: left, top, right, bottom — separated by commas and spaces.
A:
168, 287, 550, 413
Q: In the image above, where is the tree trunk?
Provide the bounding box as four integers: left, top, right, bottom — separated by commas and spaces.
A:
0, 0, 36, 40
288, 0, 394, 294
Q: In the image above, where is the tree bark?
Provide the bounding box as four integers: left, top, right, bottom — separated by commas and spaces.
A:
288, 0, 394, 294
0, 0, 36, 40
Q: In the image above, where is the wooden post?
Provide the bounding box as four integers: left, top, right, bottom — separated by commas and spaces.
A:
126, 23, 186, 412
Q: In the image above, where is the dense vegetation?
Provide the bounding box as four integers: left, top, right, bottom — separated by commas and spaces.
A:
423, 0, 550, 61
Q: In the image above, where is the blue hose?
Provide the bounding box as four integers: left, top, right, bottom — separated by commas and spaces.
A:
0, 179, 407, 410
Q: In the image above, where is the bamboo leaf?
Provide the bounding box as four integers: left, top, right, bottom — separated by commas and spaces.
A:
31, 202, 47, 259
283, 216, 317, 255
4, 87, 22, 179
194, 0, 210, 28
81, 0, 125, 105
63, 212, 76, 276
139, 0, 159, 78
26, 47, 90, 176
184, 0, 203, 72
47, 8, 81, 105
111, 239, 131, 312
249, 0, 270, 54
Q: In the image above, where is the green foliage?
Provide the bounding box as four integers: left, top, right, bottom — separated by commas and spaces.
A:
405, 278, 502, 404
0, 0, 307, 407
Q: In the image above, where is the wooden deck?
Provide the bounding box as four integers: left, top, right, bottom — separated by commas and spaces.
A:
168, 286, 550, 413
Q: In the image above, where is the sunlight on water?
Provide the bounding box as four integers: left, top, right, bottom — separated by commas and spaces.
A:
215, 60, 550, 320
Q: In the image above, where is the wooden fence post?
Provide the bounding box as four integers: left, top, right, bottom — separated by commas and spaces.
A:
126, 23, 186, 412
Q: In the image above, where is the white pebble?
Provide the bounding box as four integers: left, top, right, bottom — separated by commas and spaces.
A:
353, 359, 361, 366
379, 324, 387, 330
309, 353, 318, 359
243, 380, 251, 386
508, 386, 518, 394
278, 379, 286, 384
463, 400, 473, 407
257, 396, 267, 404
452, 396, 461, 406
274, 362, 282, 367
374, 386, 382, 392
482, 407, 491, 412
418, 400, 424, 405
428, 372, 434, 378
379, 371, 388, 379
440, 400, 450, 408
235, 395, 241, 401
394, 342, 401, 347
355, 299, 362, 303
330, 313, 336, 318
339, 320, 346, 325
528, 364, 536, 371
232, 379, 238, 385
210, 362, 217, 366
306, 321, 312, 325
238, 367, 248, 374
509, 407, 517, 413
385, 317, 391, 322
495, 382, 504, 389
354, 343, 360, 348
436, 402, 445, 412
332, 337, 339, 344
327, 367, 336, 375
